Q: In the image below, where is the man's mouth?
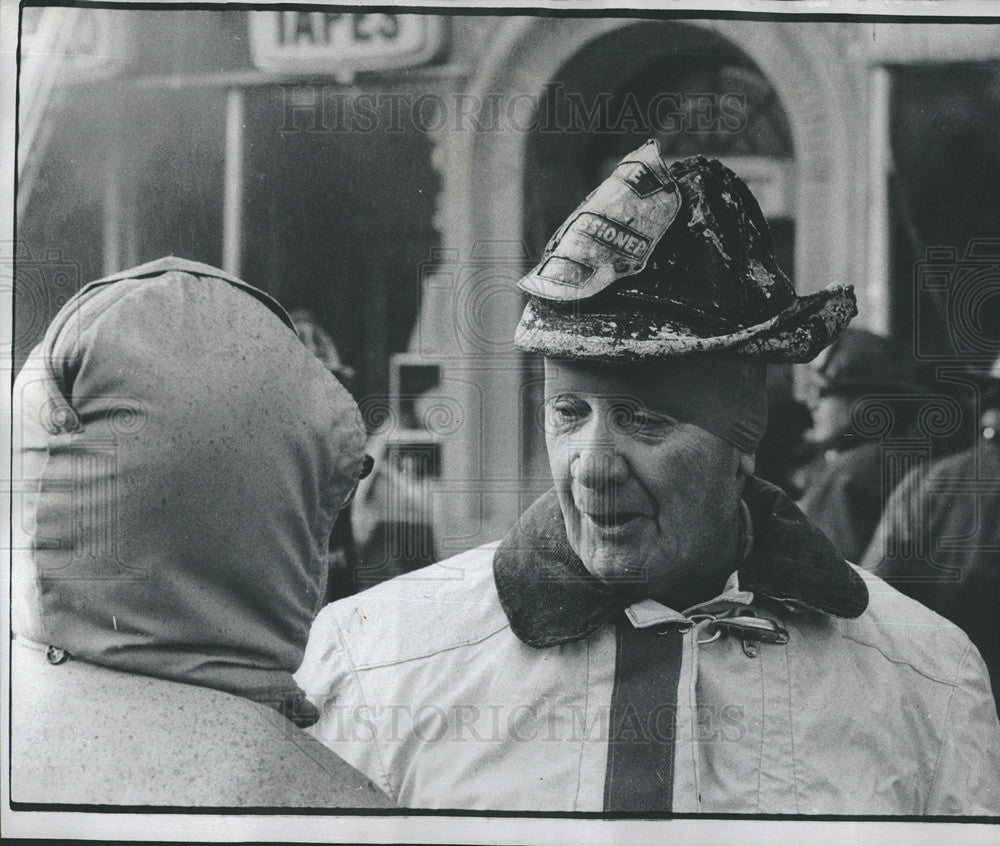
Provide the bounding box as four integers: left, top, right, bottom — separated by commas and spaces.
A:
582, 509, 643, 529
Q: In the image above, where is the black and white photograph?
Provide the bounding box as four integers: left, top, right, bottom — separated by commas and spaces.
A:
3, 1, 1000, 842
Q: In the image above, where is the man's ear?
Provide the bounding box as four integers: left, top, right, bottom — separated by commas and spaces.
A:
738, 451, 756, 484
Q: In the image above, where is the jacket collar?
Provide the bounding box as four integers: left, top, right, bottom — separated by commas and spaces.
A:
493, 476, 869, 648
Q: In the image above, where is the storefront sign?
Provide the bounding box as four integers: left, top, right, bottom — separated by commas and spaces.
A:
248, 12, 444, 75
20, 7, 123, 81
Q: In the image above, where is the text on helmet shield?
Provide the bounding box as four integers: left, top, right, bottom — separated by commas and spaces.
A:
517, 139, 681, 302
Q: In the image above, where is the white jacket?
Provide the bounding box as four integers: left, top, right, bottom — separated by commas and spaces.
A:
297, 485, 1000, 814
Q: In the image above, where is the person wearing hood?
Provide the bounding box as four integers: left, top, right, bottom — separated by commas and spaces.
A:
296, 142, 1000, 814
862, 353, 1000, 716
796, 327, 929, 563
10, 257, 390, 807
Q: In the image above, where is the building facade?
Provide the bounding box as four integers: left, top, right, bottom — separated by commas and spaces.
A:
16, 10, 1000, 552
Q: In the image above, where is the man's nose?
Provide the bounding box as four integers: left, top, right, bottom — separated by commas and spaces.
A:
571, 442, 629, 489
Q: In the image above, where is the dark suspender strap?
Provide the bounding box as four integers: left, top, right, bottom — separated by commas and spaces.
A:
603, 614, 683, 813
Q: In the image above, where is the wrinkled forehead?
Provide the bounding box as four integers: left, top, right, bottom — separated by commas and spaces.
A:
545, 357, 664, 407
543, 355, 763, 400
542, 354, 769, 455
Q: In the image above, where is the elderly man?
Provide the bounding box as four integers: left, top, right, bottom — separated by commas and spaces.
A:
297, 143, 1000, 814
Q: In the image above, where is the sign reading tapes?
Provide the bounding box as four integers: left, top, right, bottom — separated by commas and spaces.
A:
248, 12, 444, 74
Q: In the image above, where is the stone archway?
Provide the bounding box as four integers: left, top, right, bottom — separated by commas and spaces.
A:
424, 16, 868, 549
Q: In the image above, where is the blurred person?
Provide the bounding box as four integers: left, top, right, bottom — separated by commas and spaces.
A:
290, 310, 438, 594
288, 308, 357, 385
289, 309, 362, 603
796, 328, 927, 563
752, 390, 812, 497
297, 146, 1000, 813
350, 438, 439, 591
862, 353, 1000, 715
11, 258, 389, 807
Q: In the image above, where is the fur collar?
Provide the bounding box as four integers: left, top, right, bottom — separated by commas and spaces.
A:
493, 477, 868, 648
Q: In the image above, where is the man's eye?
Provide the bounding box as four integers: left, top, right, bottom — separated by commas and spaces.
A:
546, 398, 587, 428
611, 403, 672, 432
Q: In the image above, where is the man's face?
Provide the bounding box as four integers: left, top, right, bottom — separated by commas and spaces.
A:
806, 393, 855, 443
544, 361, 743, 607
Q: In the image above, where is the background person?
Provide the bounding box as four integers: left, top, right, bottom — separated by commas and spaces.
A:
862, 353, 1000, 715
289, 309, 438, 595
289, 308, 363, 604
796, 327, 929, 563
10, 257, 390, 807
